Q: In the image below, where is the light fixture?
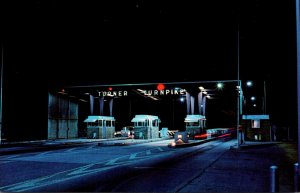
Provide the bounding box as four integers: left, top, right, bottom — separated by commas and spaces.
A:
246, 81, 253, 87
216, 82, 224, 90
199, 86, 205, 90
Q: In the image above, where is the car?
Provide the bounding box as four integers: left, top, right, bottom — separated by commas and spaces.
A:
120, 126, 135, 138
114, 131, 123, 137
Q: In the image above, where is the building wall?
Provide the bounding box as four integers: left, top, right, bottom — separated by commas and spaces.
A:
48, 92, 79, 139
99, 126, 115, 139
87, 126, 115, 139
87, 127, 99, 139
134, 126, 159, 139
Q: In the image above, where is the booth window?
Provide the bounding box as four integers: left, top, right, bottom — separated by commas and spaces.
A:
187, 122, 199, 126
251, 120, 260, 128
152, 120, 157, 127
107, 121, 111, 127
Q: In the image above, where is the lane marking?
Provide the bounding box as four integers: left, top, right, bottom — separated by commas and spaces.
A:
0, 164, 115, 192
64, 148, 77, 152
0, 155, 21, 160
86, 146, 95, 150
0, 160, 14, 164
67, 164, 95, 175
35, 151, 52, 156
105, 158, 120, 166
129, 153, 137, 159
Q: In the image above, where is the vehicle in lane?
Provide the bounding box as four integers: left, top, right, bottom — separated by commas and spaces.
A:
193, 128, 236, 140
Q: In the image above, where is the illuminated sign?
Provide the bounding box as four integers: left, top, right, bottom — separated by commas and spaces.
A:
98, 91, 128, 97
98, 88, 186, 97
141, 89, 186, 96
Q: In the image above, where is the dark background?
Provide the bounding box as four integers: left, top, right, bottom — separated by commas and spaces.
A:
1, 0, 297, 141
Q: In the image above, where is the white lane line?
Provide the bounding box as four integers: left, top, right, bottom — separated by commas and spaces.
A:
157, 147, 164, 152
64, 148, 77, 152
86, 146, 95, 150
36, 151, 52, 156
105, 158, 120, 166
3, 155, 20, 159
0, 160, 14, 164
129, 153, 138, 159
0, 155, 21, 164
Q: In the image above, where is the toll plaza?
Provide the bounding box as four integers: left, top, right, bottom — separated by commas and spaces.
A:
48, 80, 243, 141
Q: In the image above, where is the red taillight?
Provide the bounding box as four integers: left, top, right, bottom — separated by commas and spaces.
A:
194, 133, 208, 139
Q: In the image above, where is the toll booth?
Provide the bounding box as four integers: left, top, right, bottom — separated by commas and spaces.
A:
242, 114, 271, 141
131, 115, 161, 139
184, 114, 206, 138
84, 115, 115, 139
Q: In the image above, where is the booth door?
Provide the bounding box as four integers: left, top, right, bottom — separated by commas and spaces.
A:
102, 121, 107, 139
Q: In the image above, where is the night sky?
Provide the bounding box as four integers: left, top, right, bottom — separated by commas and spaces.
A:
1, 0, 298, 140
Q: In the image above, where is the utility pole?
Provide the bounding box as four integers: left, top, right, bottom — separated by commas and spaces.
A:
296, 0, 300, 168
264, 81, 267, 114
0, 46, 3, 144
237, 23, 241, 148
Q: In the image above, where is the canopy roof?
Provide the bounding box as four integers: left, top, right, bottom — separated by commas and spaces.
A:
131, 114, 161, 122
84, 115, 115, 122
184, 114, 206, 122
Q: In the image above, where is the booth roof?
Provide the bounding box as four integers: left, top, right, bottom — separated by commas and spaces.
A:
131, 115, 161, 122
184, 114, 206, 122
84, 115, 115, 122
242, 114, 270, 120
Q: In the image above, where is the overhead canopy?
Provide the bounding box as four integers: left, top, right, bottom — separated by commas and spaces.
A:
242, 114, 269, 120
131, 114, 161, 122
84, 115, 115, 122
184, 114, 206, 122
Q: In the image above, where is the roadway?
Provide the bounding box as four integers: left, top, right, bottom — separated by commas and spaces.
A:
0, 138, 235, 192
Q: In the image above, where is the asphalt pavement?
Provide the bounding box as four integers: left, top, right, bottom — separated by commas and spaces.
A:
0, 138, 298, 192
176, 141, 297, 192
